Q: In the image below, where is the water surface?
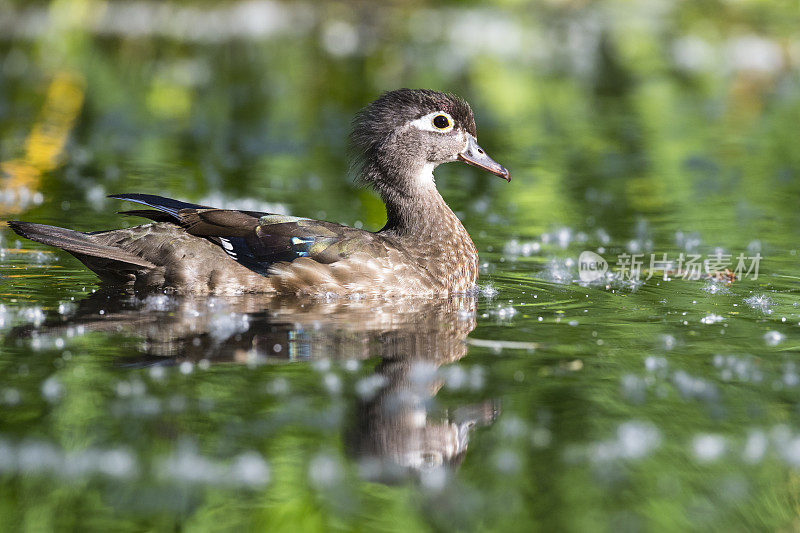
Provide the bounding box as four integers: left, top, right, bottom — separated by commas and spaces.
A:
3, 1, 800, 531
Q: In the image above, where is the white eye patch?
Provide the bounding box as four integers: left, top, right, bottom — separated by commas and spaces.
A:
408, 111, 455, 133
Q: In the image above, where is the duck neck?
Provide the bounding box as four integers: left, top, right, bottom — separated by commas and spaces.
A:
371, 162, 468, 241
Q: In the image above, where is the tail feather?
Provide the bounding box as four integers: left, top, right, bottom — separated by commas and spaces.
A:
7, 221, 157, 277
108, 194, 207, 219
117, 209, 177, 223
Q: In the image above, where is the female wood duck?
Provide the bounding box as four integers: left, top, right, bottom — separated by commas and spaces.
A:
8, 89, 509, 296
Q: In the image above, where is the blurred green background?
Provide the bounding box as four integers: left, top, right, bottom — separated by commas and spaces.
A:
2, 0, 799, 240
3, 0, 800, 531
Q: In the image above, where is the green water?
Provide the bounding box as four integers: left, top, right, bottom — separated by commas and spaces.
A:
2, 1, 800, 531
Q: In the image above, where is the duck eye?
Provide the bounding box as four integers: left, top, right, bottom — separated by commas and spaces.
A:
432, 114, 451, 130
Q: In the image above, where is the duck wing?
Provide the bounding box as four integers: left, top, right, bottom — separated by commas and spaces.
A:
111, 194, 387, 276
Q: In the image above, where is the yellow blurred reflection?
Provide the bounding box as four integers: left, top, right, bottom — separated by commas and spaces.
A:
0, 72, 85, 215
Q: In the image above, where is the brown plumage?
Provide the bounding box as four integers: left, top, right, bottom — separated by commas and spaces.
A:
7, 89, 510, 296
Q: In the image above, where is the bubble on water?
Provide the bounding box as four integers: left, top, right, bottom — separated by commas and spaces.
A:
644, 356, 667, 373
244, 348, 265, 367
727, 35, 783, 73
673, 36, 713, 71
41, 376, 63, 402
783, 362, 799, 387
33, 251, 55, 264
744, 294, 774, 314
342, 359, 360, 372
488, 304, 517, 321
19, 307, 46, 327
764, 330, 785, 346
457, 309, 475, 322
355, 374, 387, 400
208, 312, 250, 341
410, 410, 426, 428
116, 381, 133, 397
493, 449, 522, 473
0, 439, 14, 471
692, 434, 726, 462
158, 443, 219, 484
469, 365, 485, 391
714, 355, 763, 383
469, 197, 490, 214
590, 421, 661, 463
531, 427, 552, 448
673, 370, 718, 401
167, 395, 187, 412
17, 440, 61, 473
555, 228, 573, 248
96, 448, 137, 478
126, 379, 145, 396
617, 422, 661, 459
742, 429, 767, 463
409, 361, 438, 389
312, 358, 331, 373
503, 239, 526, 258
149, 365, 166, 381
323, 373, 341, 395
746, 240, 762, 254
541, 259, 573, 284
142, 294, 175, 311
199, 193, 287, 215
703, 281, 731, 295
2, 388, 21, 406
592, 228, 610, 245
308, 453, 343, 488
356, 457, 392, 481
480, 283, 498, 299
266, 377, 290, 396
700, 314, 725, 324
780, 437, 800, 467
85, 184, 107, 208
127, 396, 162, 417
478, 261, 495, 274
65, 325, 86, 338
419, 465, 447, 492
627, 239, 649, 254
321, 20, 359, 57
179, 361, 194, 375
155, 441, 269, 487
442, 365, 467, 390
675, 231, 701, 252
30, 335, 44, 351
503, 239, 542, 259
621, 374, 647, 404
229, 452, 270, 487
660, 334, 677, 350
770, 424, 792, 445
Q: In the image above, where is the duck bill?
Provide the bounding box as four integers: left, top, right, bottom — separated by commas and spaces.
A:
458, 136, 510, 182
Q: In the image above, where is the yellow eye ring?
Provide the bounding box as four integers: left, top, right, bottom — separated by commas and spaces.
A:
432, 114, 451, 130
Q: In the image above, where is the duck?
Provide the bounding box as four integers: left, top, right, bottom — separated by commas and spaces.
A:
7, 89, 509, 297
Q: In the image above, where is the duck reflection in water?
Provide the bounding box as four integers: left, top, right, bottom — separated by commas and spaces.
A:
16, 292, 498, 482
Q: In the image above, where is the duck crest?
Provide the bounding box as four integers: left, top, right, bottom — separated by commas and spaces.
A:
7, 89, 507, 296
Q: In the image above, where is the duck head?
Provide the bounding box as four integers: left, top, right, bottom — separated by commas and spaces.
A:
350, 89, 510, 197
